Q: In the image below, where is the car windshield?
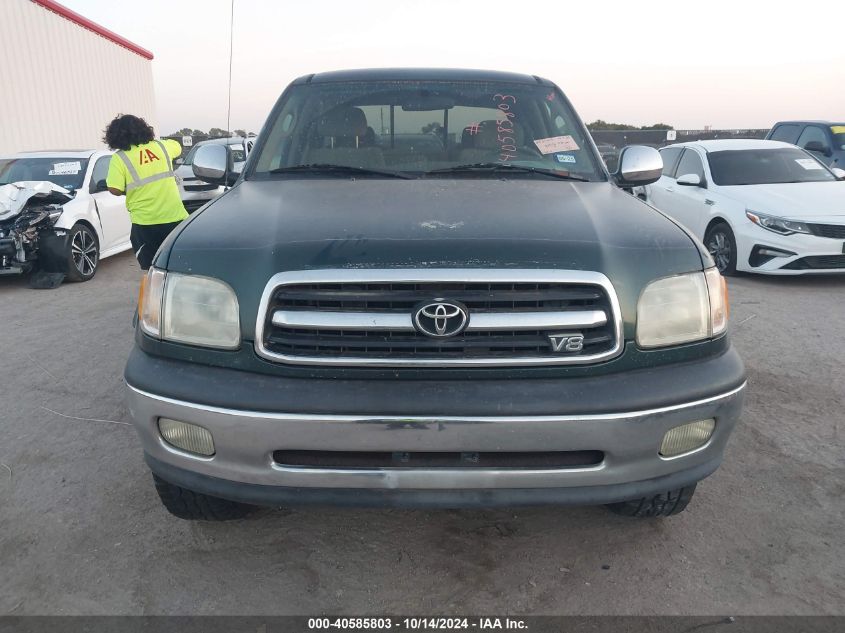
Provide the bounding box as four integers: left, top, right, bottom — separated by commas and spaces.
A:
0, 157, 89, 191
181, 145, 198, 166
831, 125, 845, 151
707, 148, 836, 186
250, 79, 604, 181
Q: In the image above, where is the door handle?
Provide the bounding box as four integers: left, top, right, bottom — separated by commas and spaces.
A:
665, 187, 674, 193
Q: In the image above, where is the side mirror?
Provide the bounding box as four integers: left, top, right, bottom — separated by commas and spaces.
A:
804, 140, 832, 157
613, 145, 663, 187
676, 173, 705, 187
832, 167, 845, 180
173, 157, 183, 167
90, 178, 108, 194
192, 144, 240, 186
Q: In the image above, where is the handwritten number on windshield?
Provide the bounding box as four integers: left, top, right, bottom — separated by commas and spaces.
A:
494, 95, 518, 162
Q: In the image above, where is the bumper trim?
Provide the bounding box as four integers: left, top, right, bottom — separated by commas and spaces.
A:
146, 451, 722, 508
126, 381, 746, 423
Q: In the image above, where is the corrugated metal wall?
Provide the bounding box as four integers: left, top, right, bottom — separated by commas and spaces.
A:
0, 0, 156, 154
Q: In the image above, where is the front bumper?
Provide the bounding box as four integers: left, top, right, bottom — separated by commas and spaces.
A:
735, 223, 845, 274
125, 346, 746, 508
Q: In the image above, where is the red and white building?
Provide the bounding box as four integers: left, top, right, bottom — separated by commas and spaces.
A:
0, 0, 156, 154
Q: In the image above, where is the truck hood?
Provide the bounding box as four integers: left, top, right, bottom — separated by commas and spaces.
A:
164, 178, 704, 328
719, 181, 845, 222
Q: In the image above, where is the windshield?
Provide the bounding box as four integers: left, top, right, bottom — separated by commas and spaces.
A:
831, 125, 845, 151
251, 80, 603, 180
181, 145, 198, 166
707, 148, 836, 186
0, 157, 89, 191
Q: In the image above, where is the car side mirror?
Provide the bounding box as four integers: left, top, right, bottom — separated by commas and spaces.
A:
192, 144, 240, 186
804, 140, 832, 157
90, 178, 108, 194
173, 157, 183, 167
832, 167, 845, 180
613, 145, 663, 187
676, 173, 705, 188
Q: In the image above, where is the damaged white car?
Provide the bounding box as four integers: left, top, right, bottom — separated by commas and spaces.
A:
0, 150, 132, 284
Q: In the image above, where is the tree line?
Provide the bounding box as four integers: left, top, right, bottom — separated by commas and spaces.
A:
586, 120, 673, 131
169, 127, 255, 138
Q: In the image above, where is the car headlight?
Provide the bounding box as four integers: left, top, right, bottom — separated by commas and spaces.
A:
139, 268, 240, 349
637, 268, 728, 348
746, 210, 810, 235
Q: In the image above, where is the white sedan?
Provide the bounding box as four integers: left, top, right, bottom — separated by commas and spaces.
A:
639, 139, 845, 275
0, 150, 132, 282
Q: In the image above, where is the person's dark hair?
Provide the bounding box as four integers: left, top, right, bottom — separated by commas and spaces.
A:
103, 114, 155, 151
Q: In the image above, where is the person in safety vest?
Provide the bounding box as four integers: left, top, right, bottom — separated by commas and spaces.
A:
103, 114, 188, 270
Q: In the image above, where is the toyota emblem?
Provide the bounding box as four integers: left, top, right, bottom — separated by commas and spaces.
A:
413, 300, 469, 338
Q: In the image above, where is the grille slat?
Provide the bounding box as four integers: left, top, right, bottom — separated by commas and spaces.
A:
277, 286, 603, 312
273, 449, 604, 469
267, 330, 612, 352
807, 223, 845, 239
783, 255, 845, 270
257, 272, 622, 367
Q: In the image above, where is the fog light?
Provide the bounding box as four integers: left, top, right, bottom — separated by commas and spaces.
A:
158, 418, 215, 456
659, 419, 715, 457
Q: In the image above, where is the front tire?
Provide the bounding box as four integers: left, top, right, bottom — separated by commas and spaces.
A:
605, 484, 697, 518
65, 222, 99, 282
152, 474, 255, 521
704, 222, 737, 275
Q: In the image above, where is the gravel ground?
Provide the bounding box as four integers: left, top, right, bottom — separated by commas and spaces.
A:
0, 252, 843, 615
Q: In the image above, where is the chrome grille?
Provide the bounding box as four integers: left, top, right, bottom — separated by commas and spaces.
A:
255, 270, 623, 367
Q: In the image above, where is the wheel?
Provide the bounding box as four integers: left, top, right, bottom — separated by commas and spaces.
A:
605, 483, 697, 518
152, 474, 255, 521
65, 222, 99, 282
704, 222, 737, 275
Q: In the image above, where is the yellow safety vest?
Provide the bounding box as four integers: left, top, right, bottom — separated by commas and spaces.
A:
106, 139, 188, 226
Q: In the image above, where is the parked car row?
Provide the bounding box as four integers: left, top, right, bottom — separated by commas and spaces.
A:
635, 139, 845, 275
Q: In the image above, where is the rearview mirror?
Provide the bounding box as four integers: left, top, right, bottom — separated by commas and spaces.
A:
614, 145, 663, 187
804, 140, 831, 157
192, 144, 240, 186
676, 173, 704, 187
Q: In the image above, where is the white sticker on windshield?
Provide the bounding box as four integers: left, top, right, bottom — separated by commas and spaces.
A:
48, 161, 82, 175
534, 135, 580, 154
795, 158, 823, 170
555, 153, 577, 163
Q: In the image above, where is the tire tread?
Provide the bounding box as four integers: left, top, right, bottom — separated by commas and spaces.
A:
153, 474, 254, 521
605, 483, 697, 518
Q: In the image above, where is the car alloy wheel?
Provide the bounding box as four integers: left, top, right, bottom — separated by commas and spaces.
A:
65, 222, 100, 281
70, 226, 98, 278
707, 231, 732, 273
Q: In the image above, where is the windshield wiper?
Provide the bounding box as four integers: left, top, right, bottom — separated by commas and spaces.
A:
427, 162, 590, 181
269, 164, 416, 179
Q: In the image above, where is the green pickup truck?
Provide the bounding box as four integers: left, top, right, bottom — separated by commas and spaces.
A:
125, 69, 745, 521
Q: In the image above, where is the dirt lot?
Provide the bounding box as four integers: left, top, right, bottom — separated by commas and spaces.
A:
0, 252, 843, 615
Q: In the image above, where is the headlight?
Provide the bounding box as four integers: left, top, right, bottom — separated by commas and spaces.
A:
746, 210, 810, 235
139, 268, 240, 349
637, 268, 728, 348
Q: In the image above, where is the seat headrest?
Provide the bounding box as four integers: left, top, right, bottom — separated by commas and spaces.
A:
317, 106, 368, 137
463, 120, 524, 150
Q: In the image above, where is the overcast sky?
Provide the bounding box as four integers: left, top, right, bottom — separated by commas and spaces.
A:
63, 0, 844, 134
